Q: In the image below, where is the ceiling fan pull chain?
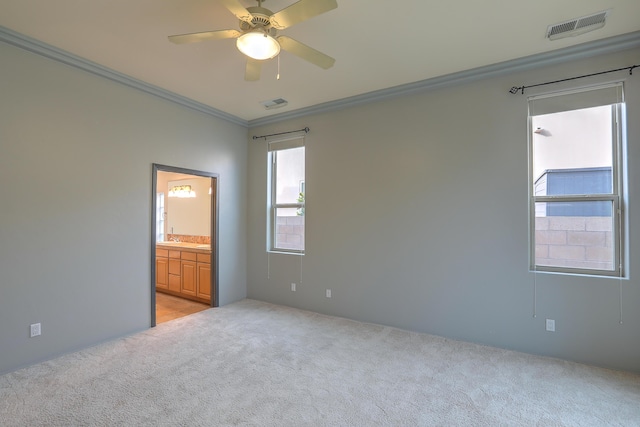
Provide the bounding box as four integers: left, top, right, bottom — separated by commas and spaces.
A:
277, 54, 281, 80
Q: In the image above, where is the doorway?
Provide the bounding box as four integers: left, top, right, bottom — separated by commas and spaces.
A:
151, 164, 219, 326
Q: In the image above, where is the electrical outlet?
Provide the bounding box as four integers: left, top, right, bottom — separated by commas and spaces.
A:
291, 283, 296, 292
30, 323, 41, 338
546, 319, 556, 332
326, 289, 331, 298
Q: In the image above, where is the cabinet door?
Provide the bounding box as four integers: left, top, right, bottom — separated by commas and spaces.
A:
197, 262, 211, 301
168, 274, 181, 293
181, 261, 197, 296
156, 257, 169, 290
168, 259, 181, 275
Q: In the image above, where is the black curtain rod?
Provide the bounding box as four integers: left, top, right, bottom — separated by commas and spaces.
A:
509, 64, 638, 95
252, 127, 310, 140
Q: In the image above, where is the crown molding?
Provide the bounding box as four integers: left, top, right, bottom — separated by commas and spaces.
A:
0, 25, 248, 127
2, 25, 638, 130
249, 31, 640, 128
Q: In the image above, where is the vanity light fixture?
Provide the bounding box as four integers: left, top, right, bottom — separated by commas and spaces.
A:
168, 185, 196, 198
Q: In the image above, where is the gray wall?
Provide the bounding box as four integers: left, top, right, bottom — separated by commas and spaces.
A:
0, 41, 248, 374
247, 47, 640, 372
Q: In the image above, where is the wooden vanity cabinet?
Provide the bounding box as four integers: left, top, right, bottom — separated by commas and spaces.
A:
156, 246, 212, 304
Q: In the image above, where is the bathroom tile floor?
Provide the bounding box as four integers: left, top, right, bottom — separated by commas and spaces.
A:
156, 292, 210, 324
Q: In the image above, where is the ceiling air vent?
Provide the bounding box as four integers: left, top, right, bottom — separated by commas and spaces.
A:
260, 98, 289, 110
546, 9, 610, 41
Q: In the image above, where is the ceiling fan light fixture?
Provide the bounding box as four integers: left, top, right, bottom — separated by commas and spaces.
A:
236, 31, 280, 60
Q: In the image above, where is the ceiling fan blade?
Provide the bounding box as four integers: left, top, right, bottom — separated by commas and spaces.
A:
168, 29, 241, 44
245, 59, 262, 81
270, 0, 337, 30
277, 36, 335, 69
219, 0, 255, 25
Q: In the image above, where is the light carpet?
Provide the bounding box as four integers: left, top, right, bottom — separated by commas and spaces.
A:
1, 299, 639, 426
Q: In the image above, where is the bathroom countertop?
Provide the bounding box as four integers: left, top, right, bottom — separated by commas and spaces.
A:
156, 242, 211, 253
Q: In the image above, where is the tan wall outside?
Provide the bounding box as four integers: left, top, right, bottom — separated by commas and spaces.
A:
535, 216, 613, 270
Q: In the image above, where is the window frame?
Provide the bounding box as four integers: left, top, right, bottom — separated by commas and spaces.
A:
268, 137, 305, 254
527, 83, 625, 277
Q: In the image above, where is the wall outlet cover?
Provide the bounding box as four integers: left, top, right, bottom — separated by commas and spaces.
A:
546, 319, 556, 332
30, 323, 41, 337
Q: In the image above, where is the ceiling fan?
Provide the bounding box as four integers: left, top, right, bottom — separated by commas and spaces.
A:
168, 0, 338, 81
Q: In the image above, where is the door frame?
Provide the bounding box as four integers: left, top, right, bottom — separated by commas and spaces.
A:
151, 163, 219, 327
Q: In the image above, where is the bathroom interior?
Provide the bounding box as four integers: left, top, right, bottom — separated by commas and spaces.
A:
155, 170, 215, 323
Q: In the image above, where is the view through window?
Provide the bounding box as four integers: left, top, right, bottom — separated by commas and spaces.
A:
269, 139, 305, 253
529, 83, 624, 276
156, 192, 165, 243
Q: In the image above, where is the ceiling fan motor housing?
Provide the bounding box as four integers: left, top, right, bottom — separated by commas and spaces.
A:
243, 7, 273, 29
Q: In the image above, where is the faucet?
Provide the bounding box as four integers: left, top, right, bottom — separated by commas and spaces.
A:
172, 237, 180, 242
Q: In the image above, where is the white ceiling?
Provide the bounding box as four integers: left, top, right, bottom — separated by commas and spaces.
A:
1, 0, 639, 123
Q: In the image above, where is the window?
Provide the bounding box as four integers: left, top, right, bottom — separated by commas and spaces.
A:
528, 83, 625, 276
156, 192, 165, 242
268, 137, 305, 253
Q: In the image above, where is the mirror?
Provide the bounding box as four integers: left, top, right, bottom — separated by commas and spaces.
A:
157, 172, 211, 242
